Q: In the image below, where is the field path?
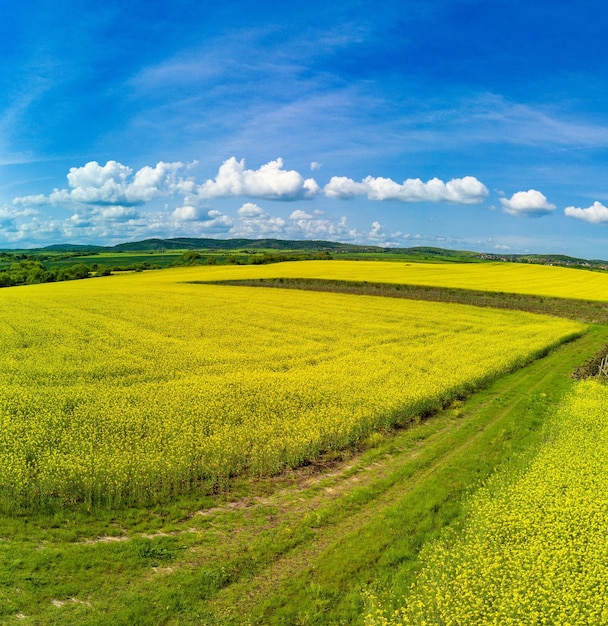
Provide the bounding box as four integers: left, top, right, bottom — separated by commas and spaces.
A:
187, 324, 608, 625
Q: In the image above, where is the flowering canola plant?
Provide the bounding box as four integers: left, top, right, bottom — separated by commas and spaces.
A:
0, 272, 584, 510
366, 379, 608, 626
167, 259, 608, 302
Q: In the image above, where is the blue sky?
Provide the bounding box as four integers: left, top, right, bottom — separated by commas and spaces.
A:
3, 0, 608, 257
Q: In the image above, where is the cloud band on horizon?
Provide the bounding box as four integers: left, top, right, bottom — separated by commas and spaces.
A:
14, 157, 493, 208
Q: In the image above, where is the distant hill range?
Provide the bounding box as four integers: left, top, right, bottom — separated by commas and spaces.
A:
8, 238, 608, 270
39, 238, 357, 253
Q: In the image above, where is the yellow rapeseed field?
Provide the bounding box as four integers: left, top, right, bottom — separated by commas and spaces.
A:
0, 271, 584, 510
159, 259, 608, 301
366, 379, 608, 626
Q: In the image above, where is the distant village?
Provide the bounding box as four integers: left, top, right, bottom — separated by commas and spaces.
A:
477, 253, 608, 271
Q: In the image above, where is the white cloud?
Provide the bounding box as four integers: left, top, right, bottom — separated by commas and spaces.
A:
147, 208, 233, 237
185, 210, 233, 233
324, 176, 368, 199
0, 205, 37, 221
237, 202, 266, 218
227, 203, 363, 242
172, 205, 205, 221
68, 213, 94, 229
192, 157, 321, 201
0, 203, 235, 247
310, 161, 322, 171
287, 214, 359, 240
365, 221, 403, 247
13, 194, 47, 206
231, 203, 287, 237
564, 201, 608, 224
67, 160, 130, 192
0, 205, 38, 231
99, 206, 140, 221
127, 162, 185, 202
203, 210, 233, 231
500, 190, 556, 217
324, 175, 488, 204
14, 160, 185, 208
289, 209, 314, 220
170, 206, 234, 231
368, 221, 384, 241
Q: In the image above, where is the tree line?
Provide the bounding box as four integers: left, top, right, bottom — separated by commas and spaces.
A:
0, 250, 334, 289
0, 260, 100, 287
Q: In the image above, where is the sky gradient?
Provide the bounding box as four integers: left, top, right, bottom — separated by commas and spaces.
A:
3, 0, 608, 257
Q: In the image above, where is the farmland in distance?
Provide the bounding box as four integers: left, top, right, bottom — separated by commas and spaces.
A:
162, 258, 608, 302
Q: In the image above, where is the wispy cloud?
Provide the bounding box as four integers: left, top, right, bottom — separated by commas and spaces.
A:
463, 94, 608, 147
394, 93, 608, 150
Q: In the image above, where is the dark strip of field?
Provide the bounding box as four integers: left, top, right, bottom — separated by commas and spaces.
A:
193, 277, 608, 323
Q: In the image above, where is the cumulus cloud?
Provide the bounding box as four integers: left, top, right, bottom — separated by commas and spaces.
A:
226, 203, 362, 241
98, 206, 140, 221
67, 160, 184, 205
368, 221, 384, 241
324, 175, 488, 204
14, 160, 185, 208
287, 213, 359, 240
237, 202, 266, 218
564, 201, 608, 224
170, 207, 234, 234
0, 205, 37, 221
364, 221, 403, 247
9, 204, 234, 247
191, 157, 320, 201
230, 203, 287, 236
0, 205, 38, 230
500, 190, 556, 217
202, 210, 233, 231
324, 176, 368, 199
172, 205, 206, 221
14, 157, 323, 212
13, 194, 47, 206
289, 209, 314, 220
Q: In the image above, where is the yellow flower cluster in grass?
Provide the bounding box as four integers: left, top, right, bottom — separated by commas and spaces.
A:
0, 274, 584, 510
161, 259, 608, 302
367, 379, 608, 626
